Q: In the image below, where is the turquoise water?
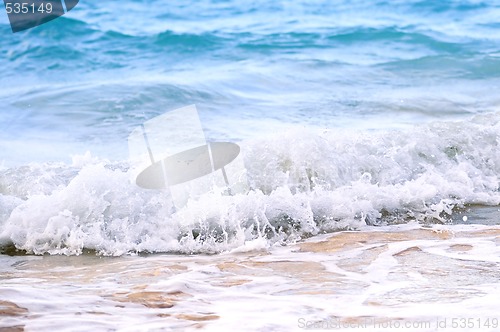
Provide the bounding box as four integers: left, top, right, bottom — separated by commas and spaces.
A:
0, 0, 499, 255
2, 0, 500, 162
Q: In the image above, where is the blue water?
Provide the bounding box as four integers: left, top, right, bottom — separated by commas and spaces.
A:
1, 0, 500, 163
0, 0, 499, 254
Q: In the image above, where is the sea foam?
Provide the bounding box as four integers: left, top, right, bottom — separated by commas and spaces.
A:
0, 113, 499, 255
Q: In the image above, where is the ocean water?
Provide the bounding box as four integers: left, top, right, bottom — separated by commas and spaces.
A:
1, 0, 500, 331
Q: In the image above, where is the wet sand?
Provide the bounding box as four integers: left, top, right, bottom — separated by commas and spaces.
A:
2, 222, 500, 331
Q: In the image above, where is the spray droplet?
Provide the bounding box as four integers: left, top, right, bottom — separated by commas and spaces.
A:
462, 216, 468, 222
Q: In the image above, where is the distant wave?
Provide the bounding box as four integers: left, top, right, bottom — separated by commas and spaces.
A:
2, 11, 497, 78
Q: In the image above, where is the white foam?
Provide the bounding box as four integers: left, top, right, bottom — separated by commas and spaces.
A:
0, 114, 499, 255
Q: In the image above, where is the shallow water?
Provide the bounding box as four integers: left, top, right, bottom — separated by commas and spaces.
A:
2, 223, 500, 331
